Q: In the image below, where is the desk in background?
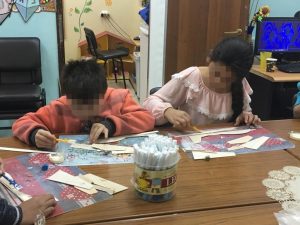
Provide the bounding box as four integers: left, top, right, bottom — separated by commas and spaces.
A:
248, 65, 300, 120
1, 120, 300, 225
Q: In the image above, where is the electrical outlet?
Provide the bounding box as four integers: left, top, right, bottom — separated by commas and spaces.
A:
100, 10, 109, 17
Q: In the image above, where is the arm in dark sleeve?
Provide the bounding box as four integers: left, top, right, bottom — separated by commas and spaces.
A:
0, 198, 23, 225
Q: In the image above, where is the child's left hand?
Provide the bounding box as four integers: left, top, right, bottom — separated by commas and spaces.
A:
234, 111, 261, 126
89, 123, 108, 143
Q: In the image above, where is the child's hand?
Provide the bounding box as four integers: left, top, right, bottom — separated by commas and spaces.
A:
89, 123, 108, 143
234, 111, 261, 126
164, 107, 191, 128
20, 194, 56, 225
35, 129, 56, 149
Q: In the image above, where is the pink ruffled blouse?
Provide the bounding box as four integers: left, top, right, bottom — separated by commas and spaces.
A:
143, 67, 253, 126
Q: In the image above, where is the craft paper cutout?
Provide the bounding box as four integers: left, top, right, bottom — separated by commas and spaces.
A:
111, 149, 134, 155
75, 186, 98, 195
92, 144, 134, 152
47, 170, 93, 190
227, 135, 253, 144
97, 131, 158, 144
0, 146, 53, 154
241, 136, 269, 149
82, 173, 128, 194
188, 129, 253, 143
192, 151, 236, 160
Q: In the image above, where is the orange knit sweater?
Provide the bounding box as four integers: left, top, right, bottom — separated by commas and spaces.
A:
12, 88, 155, 144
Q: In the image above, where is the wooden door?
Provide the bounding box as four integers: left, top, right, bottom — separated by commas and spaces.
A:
164, 0, 250, 82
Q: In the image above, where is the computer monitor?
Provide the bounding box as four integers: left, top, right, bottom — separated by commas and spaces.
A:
254, 17, 300, 58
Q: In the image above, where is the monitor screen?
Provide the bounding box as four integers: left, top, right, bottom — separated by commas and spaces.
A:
254, 17, 300, 55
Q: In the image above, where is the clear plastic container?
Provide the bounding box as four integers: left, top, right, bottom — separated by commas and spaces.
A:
133, 161, 179, 202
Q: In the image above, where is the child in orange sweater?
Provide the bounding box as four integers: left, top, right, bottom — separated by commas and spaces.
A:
12, 60, 155, 149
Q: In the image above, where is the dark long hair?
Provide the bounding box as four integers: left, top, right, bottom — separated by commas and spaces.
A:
210, 37, 254, 121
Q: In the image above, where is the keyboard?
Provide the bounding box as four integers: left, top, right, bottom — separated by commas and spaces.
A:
277, 62, 300, 73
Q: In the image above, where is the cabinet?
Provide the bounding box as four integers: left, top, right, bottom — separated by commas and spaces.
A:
165, 0, 250, 82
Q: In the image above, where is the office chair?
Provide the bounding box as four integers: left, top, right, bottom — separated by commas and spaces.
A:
0, 37, 46, 129
84, 27, 129, 88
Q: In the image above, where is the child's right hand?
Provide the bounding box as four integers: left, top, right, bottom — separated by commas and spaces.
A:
35, 129, 56, 149
20, 194, 56, 225
164, 107, 191, 128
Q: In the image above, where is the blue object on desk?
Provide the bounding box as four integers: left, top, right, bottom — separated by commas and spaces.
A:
41, 164, 49, 171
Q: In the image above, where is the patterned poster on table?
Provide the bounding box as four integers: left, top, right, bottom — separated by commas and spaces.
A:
0, 153, 111, 217
168, 126, 295, 157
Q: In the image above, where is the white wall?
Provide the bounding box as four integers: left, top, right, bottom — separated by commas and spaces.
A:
148, 0, 168, 91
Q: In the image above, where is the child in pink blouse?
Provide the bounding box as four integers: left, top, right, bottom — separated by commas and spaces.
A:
143, 37, 261, 128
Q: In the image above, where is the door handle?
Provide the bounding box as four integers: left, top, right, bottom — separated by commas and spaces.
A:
224, 28, 243, 35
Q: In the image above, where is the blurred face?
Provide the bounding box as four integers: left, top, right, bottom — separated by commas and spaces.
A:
67, 98, 104, 120
208, 61, 236, 93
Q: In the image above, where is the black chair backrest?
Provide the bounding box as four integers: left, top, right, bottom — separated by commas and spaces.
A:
0, 37, 42, 85
84, 27, 99, 57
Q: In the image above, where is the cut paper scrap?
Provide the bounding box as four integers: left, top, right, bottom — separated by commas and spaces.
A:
80, 173, 127, 194
189, 129, 254, 143
111, 149, 134, 155
241, 136, 269, 150
92, 144, 134, 152
227, 145, 243, 151
0, 177, 32, 201
192, 151, 236, 160
289, 131, 300, 141
227, 135, 253, 144
79, 175, 114, 195
75, 186, 98, 195
70, 143, 95, 150
0, 146, 53, 154
47, 170, 93, 190
97, 130, 158, 144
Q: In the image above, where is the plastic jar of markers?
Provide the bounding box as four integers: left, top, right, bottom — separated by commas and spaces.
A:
133, 134, 180, 202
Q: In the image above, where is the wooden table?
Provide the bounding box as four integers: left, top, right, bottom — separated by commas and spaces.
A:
1, 120, 300, 225
91, 204, 281, 225
248, 65, 299, 120
250, 65, 300, 82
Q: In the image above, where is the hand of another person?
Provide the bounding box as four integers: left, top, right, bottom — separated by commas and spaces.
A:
234, 111, 261, 126
89, 123, 108, 143
35, 129, 56, 149
20, 194, 56, 225
164, 107, 191, 128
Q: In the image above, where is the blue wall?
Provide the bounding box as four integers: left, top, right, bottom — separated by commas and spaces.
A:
250, 0, 299, 18
0, 12, 59, 103
0, 12, 59, 135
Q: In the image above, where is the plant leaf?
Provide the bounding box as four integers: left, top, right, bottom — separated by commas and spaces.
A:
86, 0, 92, 6
75, 7, 80, 14
74, 27, 79, 32
84, 7, 92, 13
81, 22, 84, 26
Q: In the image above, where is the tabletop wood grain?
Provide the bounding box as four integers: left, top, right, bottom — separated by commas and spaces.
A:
0, 120, 299, 224
90, 203, 281, 225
